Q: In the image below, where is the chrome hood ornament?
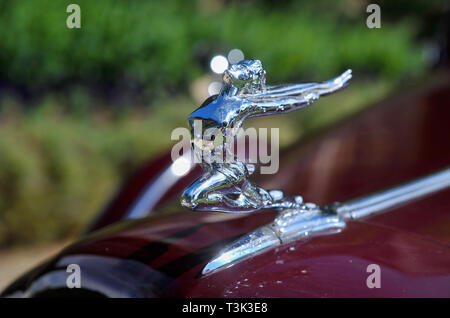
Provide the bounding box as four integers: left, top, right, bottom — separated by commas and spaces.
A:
177, 59, 450, 277
181, 59, 352, 213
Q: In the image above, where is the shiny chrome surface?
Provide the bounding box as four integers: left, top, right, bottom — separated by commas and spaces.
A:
202, 226, 281, 276
202, 202, 345, 276
181, 59, 352, 213
203, 167, 450, 275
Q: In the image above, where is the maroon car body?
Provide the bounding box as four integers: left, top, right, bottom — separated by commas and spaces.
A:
2, 72, 450, 297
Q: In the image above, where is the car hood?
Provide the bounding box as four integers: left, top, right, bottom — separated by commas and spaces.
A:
3, 73, 450, 297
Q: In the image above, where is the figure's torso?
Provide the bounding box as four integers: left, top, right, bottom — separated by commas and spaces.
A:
188, 94, 249, 129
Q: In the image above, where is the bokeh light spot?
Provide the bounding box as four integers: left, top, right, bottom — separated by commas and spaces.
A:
208, 81, 222, 96
210, 55, 229, 74
228, 49, 245, 64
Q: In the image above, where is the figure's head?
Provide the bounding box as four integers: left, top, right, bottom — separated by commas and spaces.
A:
222, 59, 266, 95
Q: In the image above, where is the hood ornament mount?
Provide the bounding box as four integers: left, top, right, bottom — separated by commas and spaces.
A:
202, 202, 347, 276
181, 59, 352, 213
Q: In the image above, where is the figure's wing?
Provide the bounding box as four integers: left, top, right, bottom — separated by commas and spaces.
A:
243, 69, 352, 118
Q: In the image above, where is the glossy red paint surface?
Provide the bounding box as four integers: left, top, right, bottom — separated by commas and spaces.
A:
3, 73, 450, 297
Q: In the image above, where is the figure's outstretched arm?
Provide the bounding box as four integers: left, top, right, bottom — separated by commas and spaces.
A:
245, 69, 352, 116
312, 69, 352, 96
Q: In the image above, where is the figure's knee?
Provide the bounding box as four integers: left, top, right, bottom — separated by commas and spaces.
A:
181, 184, 209, 209
181, 191, 194, 209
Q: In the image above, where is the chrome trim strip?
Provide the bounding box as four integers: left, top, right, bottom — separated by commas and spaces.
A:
335, 167, 450, 220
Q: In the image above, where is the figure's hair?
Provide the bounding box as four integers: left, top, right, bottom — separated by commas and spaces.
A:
222, 59, 266, 95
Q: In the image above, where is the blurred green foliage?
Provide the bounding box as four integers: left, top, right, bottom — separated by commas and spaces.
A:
0, 0, 429, 97
0, 97, 193, 246
0, 0, 446, 247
